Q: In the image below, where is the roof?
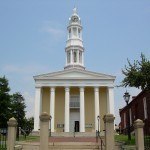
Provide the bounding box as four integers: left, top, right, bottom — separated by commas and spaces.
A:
34, 68, 116, 80
119, 90, 149, 114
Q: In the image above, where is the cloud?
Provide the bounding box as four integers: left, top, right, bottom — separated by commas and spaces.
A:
40, 20, 65, 39
45, 27, 64, 38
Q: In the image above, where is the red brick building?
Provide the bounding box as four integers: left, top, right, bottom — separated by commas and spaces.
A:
119, 90, 150, 135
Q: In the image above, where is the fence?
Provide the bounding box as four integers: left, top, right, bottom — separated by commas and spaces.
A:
144, 122, 150, 150
0, 128, 7, 150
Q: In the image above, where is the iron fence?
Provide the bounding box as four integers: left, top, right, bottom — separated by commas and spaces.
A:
0, 128, 7, 150
144, 132, 150, 150
144, 121, 150, 150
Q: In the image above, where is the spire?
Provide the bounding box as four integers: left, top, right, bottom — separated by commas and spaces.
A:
64, 8, 85, 70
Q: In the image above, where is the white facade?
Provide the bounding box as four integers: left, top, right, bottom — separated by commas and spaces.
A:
33, 8, 116, 132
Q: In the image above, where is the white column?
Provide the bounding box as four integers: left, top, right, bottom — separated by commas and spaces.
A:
80, 87, 85, 132
50, 87, 55, 132
34, 87, 42, 131
94, 87, 100, 131
65, 87, 70, 132
107, 87, 115, 115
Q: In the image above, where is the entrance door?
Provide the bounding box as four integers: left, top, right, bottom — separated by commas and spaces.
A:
74, 121, 79, 132
70, 110, 80, 132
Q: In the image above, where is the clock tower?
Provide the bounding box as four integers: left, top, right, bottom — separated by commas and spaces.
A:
64, 8, 85, 70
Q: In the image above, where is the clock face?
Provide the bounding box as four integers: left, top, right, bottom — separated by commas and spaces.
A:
72, 16, 78, 22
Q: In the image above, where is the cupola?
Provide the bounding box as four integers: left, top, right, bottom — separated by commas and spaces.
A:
64, 8, 85, 70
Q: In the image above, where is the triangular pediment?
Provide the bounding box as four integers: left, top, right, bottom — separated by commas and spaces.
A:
34, 69, 115, 80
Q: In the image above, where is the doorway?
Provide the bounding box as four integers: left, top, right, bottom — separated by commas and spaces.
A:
74, 121, 79, 132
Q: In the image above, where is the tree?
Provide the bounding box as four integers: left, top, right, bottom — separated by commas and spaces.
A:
11, 93, 26, 138
0, 76, 11, 128
122, 53, 150, 90
23, 117, 34, 135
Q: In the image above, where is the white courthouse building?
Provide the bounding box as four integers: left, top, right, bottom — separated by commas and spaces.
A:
34, 8, 116, 133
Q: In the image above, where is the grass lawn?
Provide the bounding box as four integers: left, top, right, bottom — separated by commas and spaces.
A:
115, 134, 135, 145
17, 135, 40, 142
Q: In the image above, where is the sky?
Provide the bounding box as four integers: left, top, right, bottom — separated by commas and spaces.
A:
0, 0, 150, 124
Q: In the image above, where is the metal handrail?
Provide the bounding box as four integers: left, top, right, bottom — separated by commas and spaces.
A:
96, 130, 105, 150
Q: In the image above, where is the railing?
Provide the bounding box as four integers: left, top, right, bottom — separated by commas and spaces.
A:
144, 132, 150, 150
70, 101, 80, 108
96, 130, 105, 150
0, 128, 7, 150
144, 119, 150, 150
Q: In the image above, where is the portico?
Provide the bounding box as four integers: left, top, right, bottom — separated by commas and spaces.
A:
34, 69, 115, 133
33, 8, 116, 133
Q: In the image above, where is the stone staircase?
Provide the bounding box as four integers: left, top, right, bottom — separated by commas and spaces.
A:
16, 142, 103, 150
16, 139, 123, 150
17, 132, 123, 150
49, 142, 101, 150
16, 142, 123, 150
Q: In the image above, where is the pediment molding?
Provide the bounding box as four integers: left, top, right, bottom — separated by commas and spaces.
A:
34, 69, 115, 81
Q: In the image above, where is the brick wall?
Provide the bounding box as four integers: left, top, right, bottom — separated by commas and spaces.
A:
119, 90, 150, 134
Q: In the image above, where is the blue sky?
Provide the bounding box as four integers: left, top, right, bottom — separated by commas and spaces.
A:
0, 0, 150, 124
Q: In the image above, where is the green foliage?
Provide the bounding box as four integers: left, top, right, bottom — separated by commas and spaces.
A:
18, 135, 39, 141
23, 117, 34, 135
0, 76, 28, 129
122, 53, 150, 90
0, 76, 11, 128
11, 93, 26, 129
115, 135, 135, 145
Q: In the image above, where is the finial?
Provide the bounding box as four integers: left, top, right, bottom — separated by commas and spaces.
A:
73, 7, 77, 14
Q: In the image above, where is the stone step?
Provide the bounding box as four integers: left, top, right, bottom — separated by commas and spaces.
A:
15, 142, 120, 150
16, 142, 104, 150
16, 141, 122, 150
49, 143, 100, 150
31, 131, 105, 137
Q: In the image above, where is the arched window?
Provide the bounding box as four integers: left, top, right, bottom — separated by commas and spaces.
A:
78, 29, 81, 38
79, 51, 82, 63
67, 52, 71, 63
69, 29, 71, 38
73, 27, 77, 37
74, 51, 77, 63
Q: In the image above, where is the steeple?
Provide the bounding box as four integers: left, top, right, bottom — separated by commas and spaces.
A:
64, 8, 85, 70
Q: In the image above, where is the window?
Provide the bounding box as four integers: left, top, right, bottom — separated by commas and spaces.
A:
73, 27, 77, 37
124, 113, 126, 128
67, 52, 71, 63
73, 50, 77, 63
69, 28, 71, 38
70, 95, 80, 108
78, 28, 81, 38
79, 51, 82, 63
129, 108, 132, 125
143, 97, 148, 119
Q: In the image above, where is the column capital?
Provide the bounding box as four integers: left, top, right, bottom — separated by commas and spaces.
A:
80, 87, 84, 92
50, 87, 55, 92
65, 87, 70, 92
107, 86, 114, 89
94, 87, 99, 92
35, 86, 42, 89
